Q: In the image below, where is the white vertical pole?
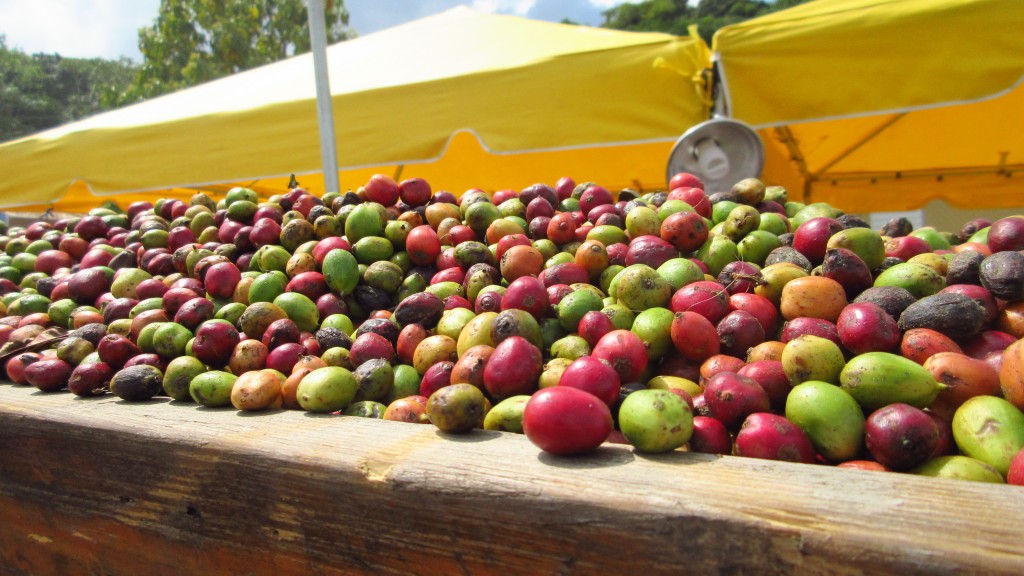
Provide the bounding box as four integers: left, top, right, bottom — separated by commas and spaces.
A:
307, 0, 340, 194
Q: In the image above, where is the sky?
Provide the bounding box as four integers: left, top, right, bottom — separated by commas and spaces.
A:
0, 0, 625, 62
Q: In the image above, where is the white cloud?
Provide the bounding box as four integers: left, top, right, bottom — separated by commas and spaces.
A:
471, 0, 537, 15
0, 0, 630, 61
0, 0, 159, 60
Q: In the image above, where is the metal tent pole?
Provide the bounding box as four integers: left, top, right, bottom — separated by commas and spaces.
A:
307, 0, 340, 194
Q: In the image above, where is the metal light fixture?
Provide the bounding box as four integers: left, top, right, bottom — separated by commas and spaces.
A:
666, 117, 765, 192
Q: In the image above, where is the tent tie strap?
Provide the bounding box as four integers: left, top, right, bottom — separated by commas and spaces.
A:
652, 57, 714, 109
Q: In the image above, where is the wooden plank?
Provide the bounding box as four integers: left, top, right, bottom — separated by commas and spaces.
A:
0, 383, 1021, 576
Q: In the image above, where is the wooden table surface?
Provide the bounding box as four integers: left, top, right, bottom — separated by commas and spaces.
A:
1, 382, 1021, 575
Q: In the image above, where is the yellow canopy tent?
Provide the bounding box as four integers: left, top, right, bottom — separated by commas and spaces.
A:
0, 7, 710, 214
713, 0, 1024, 214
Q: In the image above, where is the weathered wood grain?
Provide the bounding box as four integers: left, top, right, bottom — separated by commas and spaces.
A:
0, 383, 1021, 576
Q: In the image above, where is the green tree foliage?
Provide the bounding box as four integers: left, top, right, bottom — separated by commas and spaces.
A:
0, 35, 135, 142
601, 0, 809, 43
117, 0, 354, 104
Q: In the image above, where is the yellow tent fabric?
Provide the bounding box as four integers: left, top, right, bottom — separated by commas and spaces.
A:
714, 0, 1024, 213
0, 7, 710, 214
